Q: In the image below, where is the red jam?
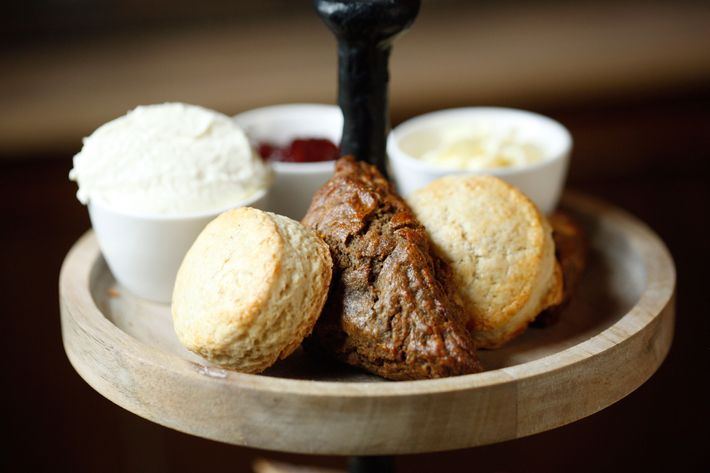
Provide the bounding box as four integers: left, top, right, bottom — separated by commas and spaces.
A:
257, 138, 340, 163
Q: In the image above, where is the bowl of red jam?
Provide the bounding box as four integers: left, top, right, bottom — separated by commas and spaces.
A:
234, 104, 342, 219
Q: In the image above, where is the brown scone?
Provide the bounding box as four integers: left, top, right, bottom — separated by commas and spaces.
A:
533, 211, 588, 328
302, 156, 483, 380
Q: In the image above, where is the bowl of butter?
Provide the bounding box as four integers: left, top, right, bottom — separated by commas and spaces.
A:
387, 107, 572, 214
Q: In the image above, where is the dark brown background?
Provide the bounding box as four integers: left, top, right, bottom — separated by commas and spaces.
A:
2, 1, 708, 471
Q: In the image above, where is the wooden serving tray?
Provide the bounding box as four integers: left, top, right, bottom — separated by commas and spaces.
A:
59, 192, 675, 455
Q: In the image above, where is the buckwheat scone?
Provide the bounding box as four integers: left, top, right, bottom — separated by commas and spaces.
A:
302, 156, 482, 380
533, 211, 588, 327
172, 207, 332, 373
407, 175, 563, 348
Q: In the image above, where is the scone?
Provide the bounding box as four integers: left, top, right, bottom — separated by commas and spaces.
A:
533, 211, 588, 327
302, 156, 482, 380
407, 175, 563, 348
172, 207, 332, 373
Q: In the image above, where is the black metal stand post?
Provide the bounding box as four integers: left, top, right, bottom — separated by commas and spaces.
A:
314, 0, 420, 175
348, 455, 395, 473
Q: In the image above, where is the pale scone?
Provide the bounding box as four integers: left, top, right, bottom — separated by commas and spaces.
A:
407, 175, 563, 348
172, 207, 332, 373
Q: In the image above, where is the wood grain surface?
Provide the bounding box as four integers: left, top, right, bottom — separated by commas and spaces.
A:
59, 192, 675, 455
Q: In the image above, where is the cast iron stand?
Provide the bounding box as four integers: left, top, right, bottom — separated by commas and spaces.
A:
348, 456, 395, 473
314, 0, 420, 176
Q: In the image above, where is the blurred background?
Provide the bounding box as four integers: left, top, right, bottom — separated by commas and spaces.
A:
2, 0, 708, 471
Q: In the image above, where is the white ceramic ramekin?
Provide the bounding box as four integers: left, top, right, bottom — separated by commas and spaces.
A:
88, 189, 269, 304
387, 107, 572, 214
233, 104, 342, 220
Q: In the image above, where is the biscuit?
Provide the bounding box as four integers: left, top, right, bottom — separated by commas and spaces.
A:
172, 207, 332, 372
407, 175, 563, 348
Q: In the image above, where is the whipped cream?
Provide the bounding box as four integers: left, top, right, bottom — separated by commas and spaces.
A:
70, 103, 271, 215
418, 124, 543, 170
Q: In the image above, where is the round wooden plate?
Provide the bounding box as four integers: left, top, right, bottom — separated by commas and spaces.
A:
60, 192, 675, 455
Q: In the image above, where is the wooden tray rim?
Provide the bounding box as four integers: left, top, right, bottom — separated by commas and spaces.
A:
60, 191, 675, 397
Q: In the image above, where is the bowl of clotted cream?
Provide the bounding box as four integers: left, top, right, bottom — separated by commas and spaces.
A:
69, 102, 272, 303
387, 107, 572, 214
